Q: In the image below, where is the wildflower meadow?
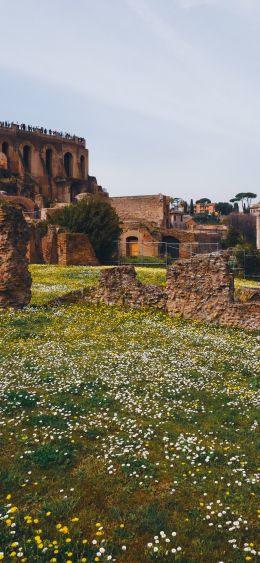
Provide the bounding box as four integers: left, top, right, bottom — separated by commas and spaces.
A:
0, 266, 259, 562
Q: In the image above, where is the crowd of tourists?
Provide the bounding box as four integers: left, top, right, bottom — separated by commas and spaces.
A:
0, 120, 85, 144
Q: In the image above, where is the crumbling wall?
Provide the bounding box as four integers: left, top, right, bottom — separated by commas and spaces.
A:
0, 204, 31, 308
47, 260, 259, 330
27, 226, 98, 266
95, 265, 166, 309
220, 302, 260, 330
57, 233, 98, 266
166, 254, 234, 322
166, 254, 259, 330
42, 225, 58, 264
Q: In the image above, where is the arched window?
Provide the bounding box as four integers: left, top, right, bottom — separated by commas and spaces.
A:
46, 148, 52, 176
64, 152, 72, 177
126, 236, 139, 257
80, 155, 85, 178
2, 142, 9, 156
23, 145, 31, 172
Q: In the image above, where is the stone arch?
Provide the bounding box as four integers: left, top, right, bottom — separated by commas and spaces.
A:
4, 196, 38, 217
46, 148, 52, 176
126, 236, 139, 257
64, 152, 73, 177
80, 155, 85, 179
70, 182, 81, 203
161, 235, 180, 259
2, 141, 9, 157
23, 144, 31, 172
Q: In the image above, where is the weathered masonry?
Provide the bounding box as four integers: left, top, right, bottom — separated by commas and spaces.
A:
0, 124, 107, 209
51, 256, 260, 331
0, 204, 31, 308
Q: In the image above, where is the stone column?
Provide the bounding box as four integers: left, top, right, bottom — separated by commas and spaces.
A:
0, 203, 32, 308
256, 212, 260, 250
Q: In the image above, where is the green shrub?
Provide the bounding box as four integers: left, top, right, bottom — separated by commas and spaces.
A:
48, 196, 121, 262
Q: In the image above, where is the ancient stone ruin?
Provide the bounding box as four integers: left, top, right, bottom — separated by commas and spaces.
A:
0, 203, 31, 308
166, 253, 234, 322
95, 265, 166, 309
166, 254, 260, 330
52, 256, 259, 330
27, 224, 98, 266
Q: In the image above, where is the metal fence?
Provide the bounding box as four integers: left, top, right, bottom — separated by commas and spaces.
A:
106, 241, 221, 267
227, 251, 260, 280
105, 242, 260, 281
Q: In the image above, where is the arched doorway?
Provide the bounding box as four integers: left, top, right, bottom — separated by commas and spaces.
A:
161, 236, 179, 260
46, 148, 52, 176
80, 155, 85, 178
64, 152, 72, 177
23, 145, 31, 172
126, 236, 139, 257
2, 142, 9, 157
71, 182, 81, 203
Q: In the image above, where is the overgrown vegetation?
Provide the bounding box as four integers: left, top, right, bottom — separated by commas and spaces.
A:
0, 266, 259, 562
49, 196, 121, 262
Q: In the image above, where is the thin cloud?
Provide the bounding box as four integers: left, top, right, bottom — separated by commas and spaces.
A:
176, 0, 217, 9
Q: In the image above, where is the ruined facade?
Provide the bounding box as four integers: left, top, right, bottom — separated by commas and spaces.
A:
27, 225, 98, 266
0, 204, 31, 308
49, 257, 260, 330
110, 194, 222, 261
0, 124, 107, 210
110, 194, 171, 228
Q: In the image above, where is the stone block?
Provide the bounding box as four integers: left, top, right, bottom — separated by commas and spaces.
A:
57, 232, 98, 266
0, 203, 31, 308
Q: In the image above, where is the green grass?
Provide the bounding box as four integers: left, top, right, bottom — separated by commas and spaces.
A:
0, 265, 259, 562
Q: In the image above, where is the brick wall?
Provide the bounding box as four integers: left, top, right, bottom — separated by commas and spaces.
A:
95, 265, 166, 308
110, 195, 170, 227
0, 204, 31, 308
166, 254, 234, 322
166, 254, 259, 330
57, 233, 98, 266
48, 258, 260, 331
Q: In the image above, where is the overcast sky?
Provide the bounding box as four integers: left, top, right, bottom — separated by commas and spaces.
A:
0, 0, 260, 202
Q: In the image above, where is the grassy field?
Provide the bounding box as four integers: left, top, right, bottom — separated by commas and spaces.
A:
0, 266, 259, 562
29, 265, 259, 305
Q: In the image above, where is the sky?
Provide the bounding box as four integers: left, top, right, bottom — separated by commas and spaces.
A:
0, 0, 260, 203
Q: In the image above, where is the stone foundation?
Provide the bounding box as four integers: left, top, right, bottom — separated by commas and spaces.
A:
95, 266, 166, 309
51, 258, 259, 331
0, 204, 31, 308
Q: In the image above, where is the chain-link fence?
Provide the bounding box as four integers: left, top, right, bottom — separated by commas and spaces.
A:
106, 241, 221, 267
228, 251, 260, 281
105, 242, 260, 281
